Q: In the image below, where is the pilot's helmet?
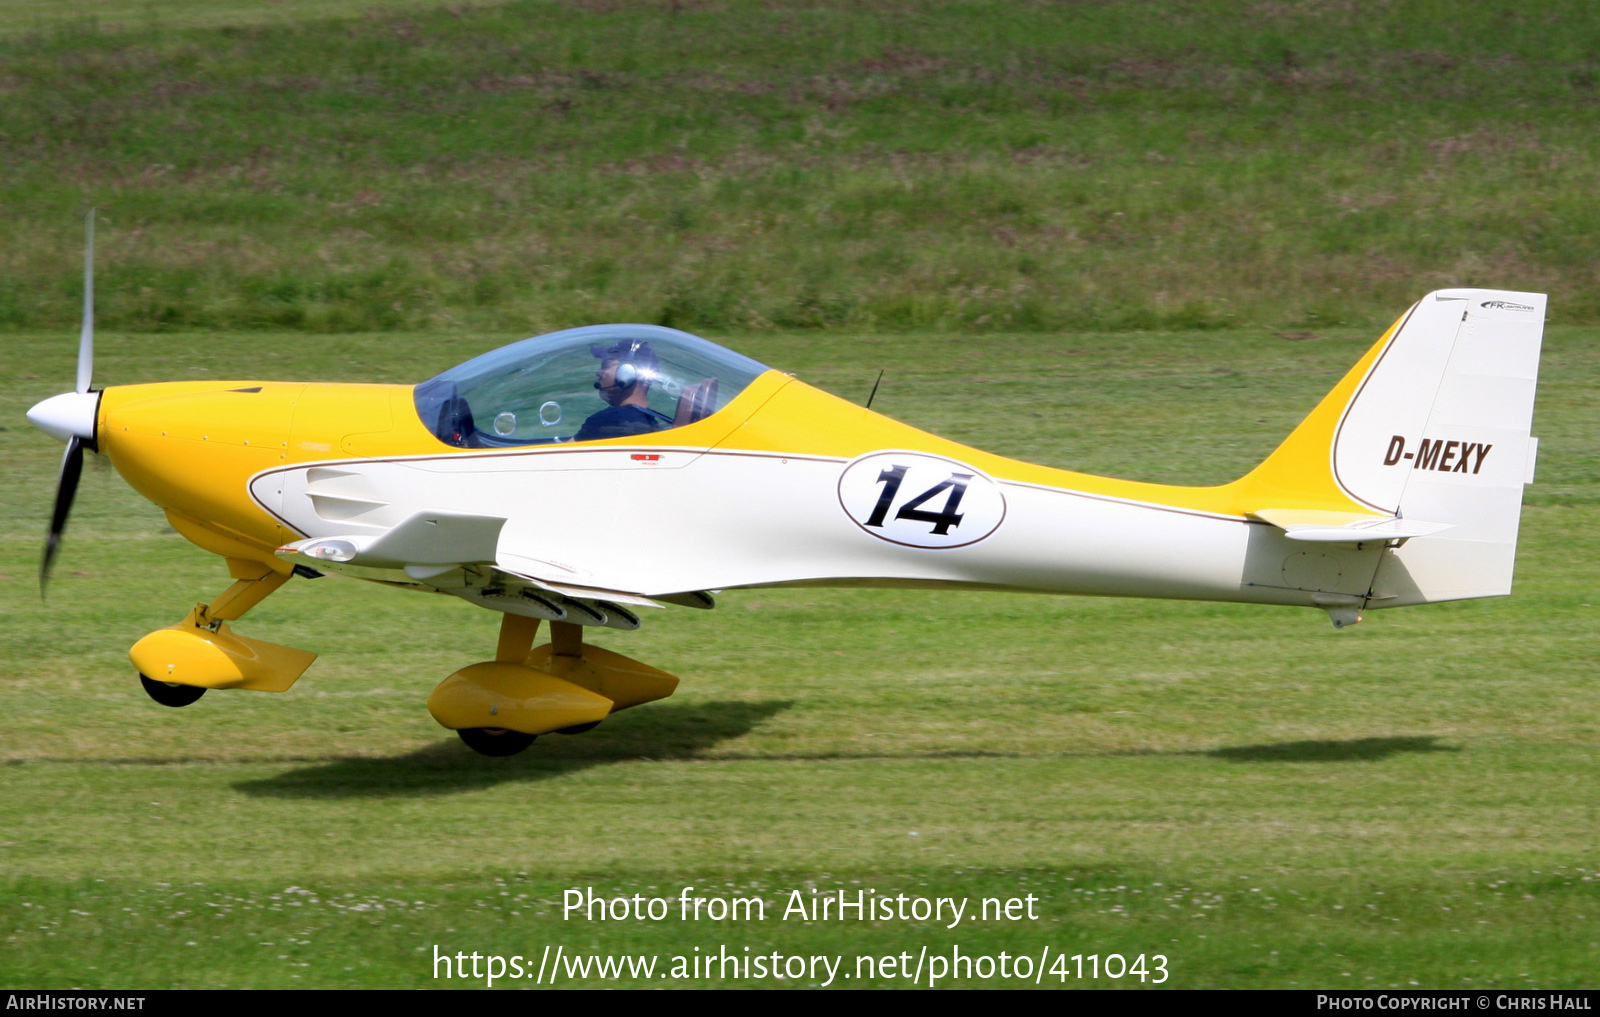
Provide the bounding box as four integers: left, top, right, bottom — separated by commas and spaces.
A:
590, 339, 660, 386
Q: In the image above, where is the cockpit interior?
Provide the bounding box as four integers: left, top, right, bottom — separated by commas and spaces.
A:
413, 324, 770, 448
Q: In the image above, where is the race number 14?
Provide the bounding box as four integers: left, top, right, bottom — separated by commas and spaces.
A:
836, 451, 1005, 549
864, 465, 972, 535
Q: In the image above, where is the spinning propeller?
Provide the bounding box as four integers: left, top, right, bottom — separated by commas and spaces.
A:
27, 210, 104, 596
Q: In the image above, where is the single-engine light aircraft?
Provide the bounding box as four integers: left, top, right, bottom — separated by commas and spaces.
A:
28, 222, 1545, 755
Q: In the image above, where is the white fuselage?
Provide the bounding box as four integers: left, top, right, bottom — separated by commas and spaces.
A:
252, 442, 1382, 610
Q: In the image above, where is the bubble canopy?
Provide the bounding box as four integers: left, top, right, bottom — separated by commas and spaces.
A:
414, 324, 771, 448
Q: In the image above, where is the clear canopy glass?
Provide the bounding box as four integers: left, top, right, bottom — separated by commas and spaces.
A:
414, 324, 771, 448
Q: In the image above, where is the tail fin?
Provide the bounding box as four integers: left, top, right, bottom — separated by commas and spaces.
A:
1237, 289, 1545, 605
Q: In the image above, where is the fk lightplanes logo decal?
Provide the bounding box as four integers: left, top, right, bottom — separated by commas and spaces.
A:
837, 451, 1006, 549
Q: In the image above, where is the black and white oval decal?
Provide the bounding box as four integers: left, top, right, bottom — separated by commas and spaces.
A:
837, 451, 1006, 549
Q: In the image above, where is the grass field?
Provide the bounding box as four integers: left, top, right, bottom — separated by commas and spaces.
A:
2, 0, 1600, 334
3, 0, 1598, 992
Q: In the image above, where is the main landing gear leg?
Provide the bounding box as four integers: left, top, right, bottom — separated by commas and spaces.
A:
548, 622, 600, 735
451, 614, 546, 756
446, 618, 609, 750
431, 613, 681, 757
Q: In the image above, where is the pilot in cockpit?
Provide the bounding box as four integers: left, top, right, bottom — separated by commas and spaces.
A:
575, 339, 666, 442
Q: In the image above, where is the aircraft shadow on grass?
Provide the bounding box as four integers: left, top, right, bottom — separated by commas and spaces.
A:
1202, 736, 1459, 764
233, 711, 1454, 800
233, 698, 792, 799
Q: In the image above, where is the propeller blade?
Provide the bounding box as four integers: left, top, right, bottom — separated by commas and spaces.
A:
77, 209, 95, 394
41, 435, 84, 597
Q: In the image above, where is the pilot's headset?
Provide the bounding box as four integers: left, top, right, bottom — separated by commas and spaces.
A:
593, 340, 655, 393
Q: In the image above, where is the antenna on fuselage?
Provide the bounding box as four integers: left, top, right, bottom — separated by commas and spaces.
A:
865, 369, 884, 410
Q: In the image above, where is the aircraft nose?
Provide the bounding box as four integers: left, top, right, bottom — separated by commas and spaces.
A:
27, 390, 100, 445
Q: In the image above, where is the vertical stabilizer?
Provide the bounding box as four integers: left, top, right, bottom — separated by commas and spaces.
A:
1370, 291, 1544, 604
1236, 289, 1544, 605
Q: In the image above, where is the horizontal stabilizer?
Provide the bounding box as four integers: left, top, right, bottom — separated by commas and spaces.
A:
1253, 508, 1452, 544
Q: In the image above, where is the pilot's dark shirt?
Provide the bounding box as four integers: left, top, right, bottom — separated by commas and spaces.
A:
575, 404, 659, 443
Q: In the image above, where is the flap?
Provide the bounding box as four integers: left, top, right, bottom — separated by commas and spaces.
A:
495, 556, 663, 608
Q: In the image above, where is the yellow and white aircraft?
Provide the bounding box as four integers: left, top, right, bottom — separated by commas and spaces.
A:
28, 222, 1545, 755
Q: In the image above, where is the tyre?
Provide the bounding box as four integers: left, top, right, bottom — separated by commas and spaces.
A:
457, 727, 537, 757
139, 674, 206, 708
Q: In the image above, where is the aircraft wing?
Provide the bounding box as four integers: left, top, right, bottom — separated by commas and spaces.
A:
277, 510, 506, 568
494, 556, 721, 610
276, 509, 717, 629
495, 555, 664, 608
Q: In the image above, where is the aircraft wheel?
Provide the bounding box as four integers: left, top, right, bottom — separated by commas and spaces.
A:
139, 674, 206, 708
458, 727, 537, 757
555, 721, 600, 735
